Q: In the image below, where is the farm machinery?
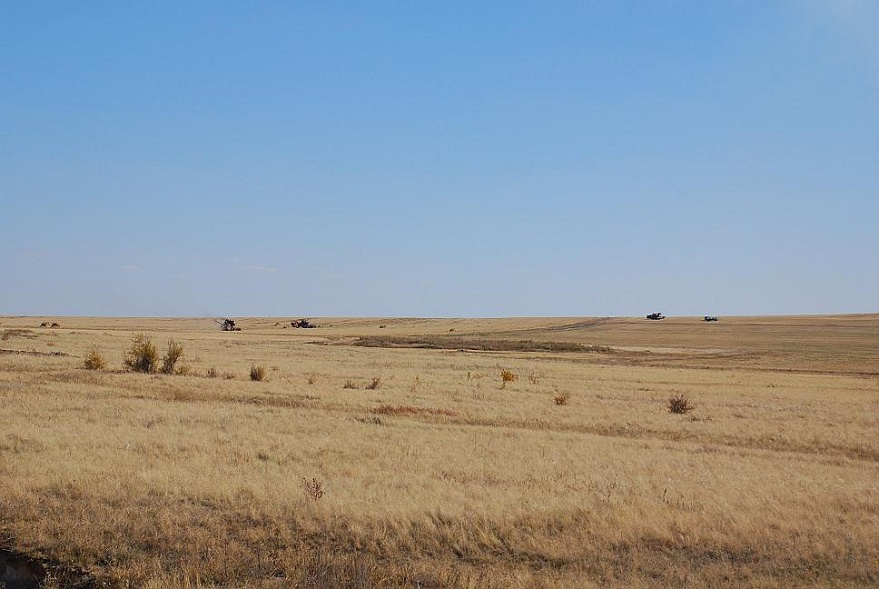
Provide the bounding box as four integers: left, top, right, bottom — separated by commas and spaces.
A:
215, 318, 241, 331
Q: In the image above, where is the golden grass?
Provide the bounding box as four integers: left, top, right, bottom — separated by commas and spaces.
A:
0, 315, 877, 587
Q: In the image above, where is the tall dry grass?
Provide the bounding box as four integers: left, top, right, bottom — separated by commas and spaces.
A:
0, 315, 877, 587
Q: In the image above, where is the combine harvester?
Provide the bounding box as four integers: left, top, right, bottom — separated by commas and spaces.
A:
214, 318, 241, 331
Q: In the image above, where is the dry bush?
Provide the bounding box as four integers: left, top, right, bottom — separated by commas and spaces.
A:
205, 367, 219, 378
553, 391, 570, 406
500, 369, 517, 389
124, 334, 158, 373
365, 377, 381, 390
302, 477, 325, 501
304, 372, 319, 385
250, 364, 267, 382
83, 348, 106, 371
668, 393, 695, 414
161, 339, 184, 375
343, 380, 357, 389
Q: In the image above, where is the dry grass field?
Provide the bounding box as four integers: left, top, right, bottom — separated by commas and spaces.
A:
1, 314, 877, 588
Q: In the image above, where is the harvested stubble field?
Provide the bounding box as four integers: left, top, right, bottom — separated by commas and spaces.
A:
0, 314, 877, 588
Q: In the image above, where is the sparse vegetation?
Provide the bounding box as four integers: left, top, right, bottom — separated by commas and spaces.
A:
302, 477, 325, 501
123, 333, 158, 373
667, 392, 695, 414
83, 348, 106, 370
249, 364, 267, 382
160, 339, 184, 375
365, 377, 381, 390
343, 379, 357, 389
206, 366, 219, 378
553, 391, 570, 405
304, 372, 319, 385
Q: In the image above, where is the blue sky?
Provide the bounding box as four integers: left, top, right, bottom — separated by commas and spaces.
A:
2, 1, 877, 317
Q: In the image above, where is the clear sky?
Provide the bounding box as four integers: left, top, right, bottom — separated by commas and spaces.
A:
2, 1, 877, 317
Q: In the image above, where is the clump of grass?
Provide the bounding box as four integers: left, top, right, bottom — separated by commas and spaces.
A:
206, 367, 219, 378
365, 377, 381, 390
83, 348, 106, 371
124, 334, 158, 373
250, 364, 267, 382
668, 393, 695, 414
304, 372, 319, 385
343, 380, 357, 389
500, 369, 517, 389
160, 339, 184, 375
528, 372, 540, 385
553, 391, 570, 406
302, 477, 324, 501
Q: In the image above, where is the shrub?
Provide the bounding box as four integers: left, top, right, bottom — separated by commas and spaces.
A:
124, 334, 158, 373
206, 367, 219, 378
553, 391, 570, 406
500, 369, 517, 389
668, 393, 694, 414
83, 348, 106, 371
365, 377, 381, 390
343, 380, 357, 389
161, 339, 184, 374
250, 364, 267, 382
304, 372, 319, 385
302, 477, 325, 501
